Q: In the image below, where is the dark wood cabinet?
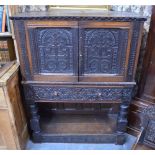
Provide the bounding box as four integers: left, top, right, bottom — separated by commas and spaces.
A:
11, 9, 146, 144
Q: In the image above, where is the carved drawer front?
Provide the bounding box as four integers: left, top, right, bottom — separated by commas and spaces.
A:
79, 21, 133, 82
24, 85, 133, 102
25, 20, 78, 82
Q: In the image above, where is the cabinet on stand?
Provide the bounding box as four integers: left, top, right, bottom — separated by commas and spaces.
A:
11, 9, 146, 144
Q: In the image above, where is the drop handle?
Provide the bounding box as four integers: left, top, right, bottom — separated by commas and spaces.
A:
53, 91, 59, 96
98, 93, 102, 97
79, 54, 82, 57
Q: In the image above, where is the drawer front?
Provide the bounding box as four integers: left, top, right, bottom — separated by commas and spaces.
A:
24, 85, 133, 102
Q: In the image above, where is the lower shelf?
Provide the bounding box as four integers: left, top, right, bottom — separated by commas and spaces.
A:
37, 113, 123, 143
40, 113, 117, 134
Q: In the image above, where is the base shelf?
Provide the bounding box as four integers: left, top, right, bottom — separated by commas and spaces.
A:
36, 113, 123, 143
40, 113, 117, 134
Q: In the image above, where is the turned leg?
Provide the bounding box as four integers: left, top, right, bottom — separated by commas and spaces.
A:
116, 87, 133, 145
116, 104, 129, 144
26, 100, 42, 142
117, 104, 129, 133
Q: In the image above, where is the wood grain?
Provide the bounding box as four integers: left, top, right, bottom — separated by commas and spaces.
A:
0, 63, 28, 149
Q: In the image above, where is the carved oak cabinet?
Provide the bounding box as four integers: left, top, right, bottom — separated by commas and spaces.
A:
11, 10, 146, 144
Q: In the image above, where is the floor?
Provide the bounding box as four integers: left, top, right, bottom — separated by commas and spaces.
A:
26, 133, 136, 150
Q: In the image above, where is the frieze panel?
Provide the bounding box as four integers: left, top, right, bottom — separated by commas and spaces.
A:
32, 86, 124, 101
23, 85, 134, 102
11, 16, 146, 22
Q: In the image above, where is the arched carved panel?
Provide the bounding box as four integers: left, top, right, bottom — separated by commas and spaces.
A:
81, 29, 128, 74
36, 28, 75, 73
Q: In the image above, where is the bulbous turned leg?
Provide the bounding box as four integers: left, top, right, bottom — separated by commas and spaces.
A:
26, 100, 42, 142
116, 87, 133, 145
116, 104, 129, 145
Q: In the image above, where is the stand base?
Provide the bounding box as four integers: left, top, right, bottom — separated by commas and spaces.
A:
31, 113, 126, 144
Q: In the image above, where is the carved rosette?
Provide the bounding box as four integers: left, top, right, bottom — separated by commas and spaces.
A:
11, 16, 146, 22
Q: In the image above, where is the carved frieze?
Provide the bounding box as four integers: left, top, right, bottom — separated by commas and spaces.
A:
10, 16, 146, 22
23, 85, 134, 102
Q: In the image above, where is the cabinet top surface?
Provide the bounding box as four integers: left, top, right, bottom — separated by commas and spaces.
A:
10, 9, 147, 21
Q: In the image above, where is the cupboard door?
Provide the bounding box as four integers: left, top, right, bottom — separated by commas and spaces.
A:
79, 21, 133, 82
25, 21, 78, 82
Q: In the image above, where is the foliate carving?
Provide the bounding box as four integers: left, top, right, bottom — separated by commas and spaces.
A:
36, 28, 74, 73
23, 85, 134, 102
82, 29, 128, 74
29, 86, 132, 101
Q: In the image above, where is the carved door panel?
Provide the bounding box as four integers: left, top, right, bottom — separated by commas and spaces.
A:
79, 21, 133, 82
25, 21, 78, 82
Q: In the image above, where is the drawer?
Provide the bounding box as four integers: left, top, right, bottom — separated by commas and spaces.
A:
24, 85, 133, 103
